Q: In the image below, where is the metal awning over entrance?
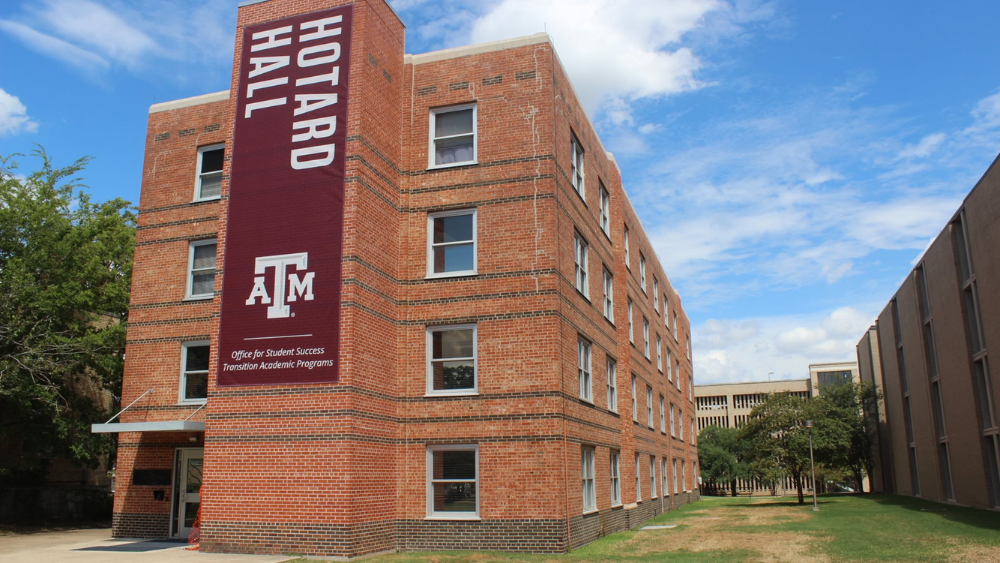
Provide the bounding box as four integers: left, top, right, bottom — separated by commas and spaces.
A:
91, 420, 205, 433
91, 387, 205, 434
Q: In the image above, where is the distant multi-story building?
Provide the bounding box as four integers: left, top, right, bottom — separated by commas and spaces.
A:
90, 0, 699, 557
694, 362, 859, 495
858, 153, 1000, 511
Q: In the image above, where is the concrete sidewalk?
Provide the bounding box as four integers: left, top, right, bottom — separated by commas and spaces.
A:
0, 528, 294, 563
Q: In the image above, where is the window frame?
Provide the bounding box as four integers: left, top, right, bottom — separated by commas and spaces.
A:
426, 208, 478, 279
607, 357, 618, 413
646, 385, 654, 427
598, 184, 610, 237
631, 375, 638, 422
426, 444, 480, 519
582, 446, 596, 513
179, 340, 210, 404
653, 278, 659, 312
185, 239, 217, 301
635, 453, 642, 502
650, 456, 657, 498
426, 323, 478, 396
656, 335, 663, 372
643, 318, 650, 359
602, 267, 614, 322
194, 143, 224, 202
428, 103, 478, 170
627, 299, 634, 343
571, 133, 585, 200
639, 254, 647, 293
670, 403, 676, 437
659, 395, 665, 433
574, 231, 589, 298
578, 337, 593, 403
610, 450, 621, 507
624, 226, 631, 270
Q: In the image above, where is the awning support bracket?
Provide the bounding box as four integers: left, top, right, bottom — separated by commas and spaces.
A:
104, 387, 155, 424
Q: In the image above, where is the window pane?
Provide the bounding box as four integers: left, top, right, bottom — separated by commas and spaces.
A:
193, 244, 216, 269
434, 244, 474, 273
185, 372, 208, 399
192, 273, 215, 296
186, 346, 210, 372
186, 459, 203, 494
435, 109, 473, 137
434, 214, 474, 244
200, 174, 222, 198
201, 148, 224, 173
433, 329, 474, 359
432, 482, 476, 512
435, 137, 474, 165
432, 360, 474, 390
435, 450, 476, 479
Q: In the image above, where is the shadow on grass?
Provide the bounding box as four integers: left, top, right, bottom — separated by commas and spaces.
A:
868, 494, 1000, 532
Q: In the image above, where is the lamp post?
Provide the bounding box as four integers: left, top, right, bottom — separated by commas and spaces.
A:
805, 419, 818, 511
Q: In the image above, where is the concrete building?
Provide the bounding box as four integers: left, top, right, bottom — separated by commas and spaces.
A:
694, 362, 859, 495
858, 153, 1000, 511
91, 0, 699, 557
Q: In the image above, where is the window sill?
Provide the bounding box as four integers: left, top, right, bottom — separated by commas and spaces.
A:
178, 400, 207, 406
424, 391, 479, 398
425, 515, 480, 521
426, 271, 478, 280
582, 509, 599, 516
192, 196, 221, 204
183, 295, 214, 302
427, 160, 478, 171
579, 397, 595, 406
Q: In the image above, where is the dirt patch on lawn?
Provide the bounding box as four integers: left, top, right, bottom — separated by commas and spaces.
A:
945, 543, 1000, 563
628, 500, 831, 563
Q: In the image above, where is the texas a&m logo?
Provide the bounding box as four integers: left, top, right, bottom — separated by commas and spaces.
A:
245, 252, 315, 318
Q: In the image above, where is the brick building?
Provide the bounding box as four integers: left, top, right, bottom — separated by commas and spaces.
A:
92, 0, 699, 556
857, 153, 1000, 511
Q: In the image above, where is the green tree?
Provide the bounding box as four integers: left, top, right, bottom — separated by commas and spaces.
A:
816, 381, 881, 492
698, 425, 741, 496
0, 149, 135, 483
738, 392, 850, 504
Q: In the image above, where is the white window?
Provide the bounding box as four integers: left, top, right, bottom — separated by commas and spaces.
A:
627, 299, 634, 343
692, 417, 697, 445
676, 360, 682, 390
635, 454, 641, 502
646, 386, 653, 427
673, 459, 679, 494
650, 457, 657, 498
599, 184, 610, 236
603, 268, 614, 321
186, 240, 217, 300
427, 209, 477, 277
624, 226, 630, 269
578, 338, 592, 402
653, 278, 659, 312
571, 134, 585, 199
687, 335, 692, 361
427, 445, 478, 518
666, 349, 672, 382
662, 458, 668, 497
180, 341, 209, 402
195, 144, 224, 201
643, 318, 650, 359
670, 403, 676, 437
582, 446, 596, 512
679, 411, 684, 441
689, 377, 694, 402
610, 451, 621, 506
429, 104, 476, 168
673, 312, 678, 340
607, 358, 618, 412
427, 324, 477, 395
631, 375, 637, 422
682, 460, 687, 491
574, 232, 589, 297
656, 335, 663, 372
639, 254, 646, 293
659, 395, 665, 432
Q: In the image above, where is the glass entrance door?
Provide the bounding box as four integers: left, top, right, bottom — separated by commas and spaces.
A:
176, 448, 203, 538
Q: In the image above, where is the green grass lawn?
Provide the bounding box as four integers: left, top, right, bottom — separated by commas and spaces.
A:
291, 494, 1000, 563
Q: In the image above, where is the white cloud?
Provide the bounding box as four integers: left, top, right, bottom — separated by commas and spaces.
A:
896, 132, 946, 160
694, 306, 876, 384
0, 20, 109, 73
0, 87, 39, 136
0, 0, 235, 77
469, 0, 725, 117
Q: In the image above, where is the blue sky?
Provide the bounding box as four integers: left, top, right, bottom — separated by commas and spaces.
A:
2, 0, 999, 383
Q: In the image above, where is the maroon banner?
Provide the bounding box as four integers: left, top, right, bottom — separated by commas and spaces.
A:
217, 6, 352, 386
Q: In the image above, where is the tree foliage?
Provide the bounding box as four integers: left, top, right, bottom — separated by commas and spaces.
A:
0, 149, 135, 483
